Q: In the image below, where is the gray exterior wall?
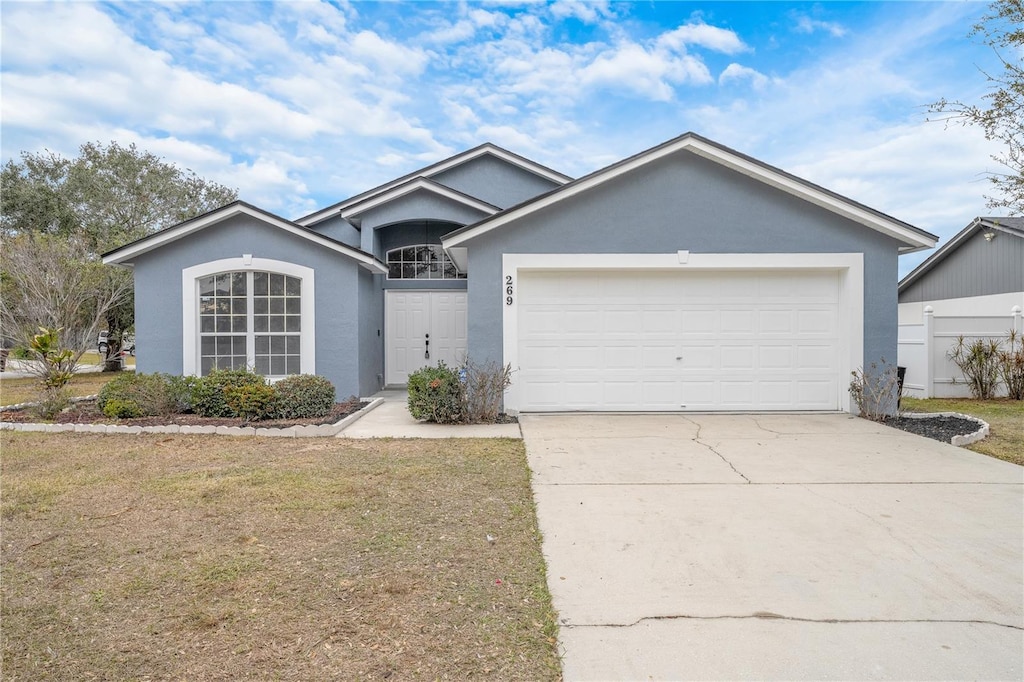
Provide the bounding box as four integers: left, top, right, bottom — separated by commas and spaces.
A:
358, 271, 385, 395
430, 155, 563, 209
462, 152, 902, 371
900, 230, 1024, 302
307, 215, 361, 248
131, 214, 371, 397
357, 192, 491, 256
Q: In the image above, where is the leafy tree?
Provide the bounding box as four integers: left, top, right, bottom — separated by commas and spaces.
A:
929, 0, 1024, 214
1, 141, 237, 366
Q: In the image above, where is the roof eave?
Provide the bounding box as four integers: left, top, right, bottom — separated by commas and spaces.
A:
444, 133, 937, 252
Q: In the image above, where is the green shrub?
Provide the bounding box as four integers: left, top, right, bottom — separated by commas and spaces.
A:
407, 362, 465, 424
102, 398, 143, 419
947, 336, 1002, 399
191, 368, 266, 418
224, 382, 279, 422
97, 372, 178, 416
999, 330, 1024, 400
166, 375, 199, 413
273, 374, 336, 419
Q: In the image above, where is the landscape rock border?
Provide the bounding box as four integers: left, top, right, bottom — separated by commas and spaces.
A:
898, 411, 990, 447
0, 397, 385, 438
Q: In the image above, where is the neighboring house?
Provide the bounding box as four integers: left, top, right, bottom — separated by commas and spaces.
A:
103, 132, 937, 413
897, 217, 1024, 398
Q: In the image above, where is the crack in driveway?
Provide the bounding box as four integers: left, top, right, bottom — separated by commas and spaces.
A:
684, 417, 751, 483
562, 612, 1024, 631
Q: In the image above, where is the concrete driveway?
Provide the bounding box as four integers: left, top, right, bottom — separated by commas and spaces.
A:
521, 413, 1023, 681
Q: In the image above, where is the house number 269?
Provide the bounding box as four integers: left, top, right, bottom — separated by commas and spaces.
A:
505, 275, 514, 305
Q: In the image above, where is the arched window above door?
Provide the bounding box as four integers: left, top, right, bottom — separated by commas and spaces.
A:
386, 245, 465, 280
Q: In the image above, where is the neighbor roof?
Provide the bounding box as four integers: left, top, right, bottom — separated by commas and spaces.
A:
443, 132, 938, 254
102, 200, 387, 273
296, 143, 573, 227
898, 216, 1024, 292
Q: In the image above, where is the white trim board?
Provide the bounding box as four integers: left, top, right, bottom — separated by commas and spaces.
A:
182, 257, 316, 377
104, 203, 387, 274
297, 144, 573, 226
445, 135, 935, 253
501, 252, 864, 414
342, 177, 500, 222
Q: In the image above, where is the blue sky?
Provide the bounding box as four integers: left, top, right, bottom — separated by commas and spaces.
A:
0, 1, 1007, 275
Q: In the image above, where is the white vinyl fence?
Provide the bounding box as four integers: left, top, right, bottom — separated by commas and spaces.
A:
898, 306, 1023, 398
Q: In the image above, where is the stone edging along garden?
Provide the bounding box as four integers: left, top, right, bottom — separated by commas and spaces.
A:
0, 397, 385, 438
898, 411, 990, 447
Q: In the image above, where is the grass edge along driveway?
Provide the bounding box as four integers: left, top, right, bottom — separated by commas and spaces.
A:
902, 397, 1024, 466
1, 433, 561, 681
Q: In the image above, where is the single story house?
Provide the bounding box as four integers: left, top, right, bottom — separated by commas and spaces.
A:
103, 132, 937, 413
897, 217, 1024, 398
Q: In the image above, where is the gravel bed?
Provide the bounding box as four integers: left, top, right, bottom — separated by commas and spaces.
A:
886, 414, 983, 443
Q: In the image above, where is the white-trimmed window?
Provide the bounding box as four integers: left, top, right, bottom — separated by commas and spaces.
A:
387, 245, 465, 280
183, 258, 315, 378
198, 271, 301, 376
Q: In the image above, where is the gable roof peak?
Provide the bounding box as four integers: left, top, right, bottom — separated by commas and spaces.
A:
296, 142, 572, 227
443, 131, 937, 254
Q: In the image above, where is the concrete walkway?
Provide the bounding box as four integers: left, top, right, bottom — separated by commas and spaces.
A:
522, 413, 1024, 681
337, 389, 521, 438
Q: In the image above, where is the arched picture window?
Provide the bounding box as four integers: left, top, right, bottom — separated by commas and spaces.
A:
386, 245, 465, 280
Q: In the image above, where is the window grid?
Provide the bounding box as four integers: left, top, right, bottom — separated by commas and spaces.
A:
197, 271, 301, 377
386, 245, 465, 280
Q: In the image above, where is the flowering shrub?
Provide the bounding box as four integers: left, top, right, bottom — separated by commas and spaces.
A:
407, 362, 465, 424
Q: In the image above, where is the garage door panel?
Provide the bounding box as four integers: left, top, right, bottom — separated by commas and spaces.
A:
516, 269, 841, 411
679, 310, 717, 334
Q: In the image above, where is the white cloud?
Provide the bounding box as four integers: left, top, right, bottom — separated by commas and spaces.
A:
549, 0, 613, 24
718, 63, 771, 89
793, 14, 848, 38
657, 22, 748, 55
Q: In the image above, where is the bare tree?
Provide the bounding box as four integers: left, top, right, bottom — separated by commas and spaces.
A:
929, 0, 1024, 213
0, 233, 133, 364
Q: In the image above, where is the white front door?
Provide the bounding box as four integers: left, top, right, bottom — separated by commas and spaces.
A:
385, 290, 468, 385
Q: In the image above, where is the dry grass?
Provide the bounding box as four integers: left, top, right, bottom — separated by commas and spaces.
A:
0, 373, 121, 407
902, 397, 1024, 466
1, 434, 560, 680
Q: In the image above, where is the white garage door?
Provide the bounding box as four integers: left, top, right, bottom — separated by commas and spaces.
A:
516, 269, 842, 411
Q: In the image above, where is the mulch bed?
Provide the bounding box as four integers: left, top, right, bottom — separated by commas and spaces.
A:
1, 396, 367, 428
885, 414, 983, 443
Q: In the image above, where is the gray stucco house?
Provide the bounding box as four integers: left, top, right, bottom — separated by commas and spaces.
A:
103, 133, 937, 413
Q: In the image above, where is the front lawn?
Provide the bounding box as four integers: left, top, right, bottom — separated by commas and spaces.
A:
902, 397, 1024, 466
0, 434, 561, 680
0, 373, 120, 407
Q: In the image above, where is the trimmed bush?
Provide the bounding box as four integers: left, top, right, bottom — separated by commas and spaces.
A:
102, 398, 143, 419
408, 362, 465, 424
190, 368, 266, 418
273, 374, 336, 419
224, 382, 279, 422
97, 372, 178, 417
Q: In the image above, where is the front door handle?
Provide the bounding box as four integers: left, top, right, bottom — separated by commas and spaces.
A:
425, 333, 430, 359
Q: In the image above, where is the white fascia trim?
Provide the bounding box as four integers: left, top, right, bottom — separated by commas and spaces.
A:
501, 252, 864, 414
341, 178, 499, 221
297, 145, 572, 226
104, 204, 387, 274
182, 258, 316, 377
899, 219, 982, 292
445, 137, 936, 252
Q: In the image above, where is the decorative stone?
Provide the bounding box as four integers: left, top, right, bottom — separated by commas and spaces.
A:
254, 427, 296, 437
180, 425, 217, 434
215, 426, 256, 436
